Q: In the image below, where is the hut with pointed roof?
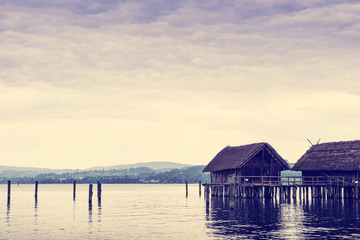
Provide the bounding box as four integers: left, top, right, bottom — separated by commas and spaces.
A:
203, 142, 291, 184
292, 140, 360, 180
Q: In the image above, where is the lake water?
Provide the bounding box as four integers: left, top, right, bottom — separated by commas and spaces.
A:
1, 184, 360, 239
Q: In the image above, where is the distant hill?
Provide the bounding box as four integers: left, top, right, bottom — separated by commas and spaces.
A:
0, 166, 77, 177
0, 162, 193, 178
87, 162, 193, 171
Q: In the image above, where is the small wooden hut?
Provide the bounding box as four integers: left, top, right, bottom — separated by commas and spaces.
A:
203, 143, 291, 184
292, 140, 360, 180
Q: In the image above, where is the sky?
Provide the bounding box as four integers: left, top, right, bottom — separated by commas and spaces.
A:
1, 0, 360, 169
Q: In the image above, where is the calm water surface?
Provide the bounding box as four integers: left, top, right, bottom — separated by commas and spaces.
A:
1, 184, 360, 239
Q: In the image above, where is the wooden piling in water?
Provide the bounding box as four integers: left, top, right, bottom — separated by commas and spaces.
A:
97, 181, 102, 202
205, 184, 210, 204
258, 187, 263, 198
7, 180, 11, 203
185, 181, 188, 198
284, 187, 289, 198
345, 187, 351, 199
336, 186, 341, 199
199, 181, 202, 196
263, 186, 269, 198
229, 184, 235, 209
274, 187, 278, 199
89, 184, 93, 204
35, 181, 39, 200
73, 181, 76, 200
202, 176, 360, 202
327, 187, 333, 199
292, 186, 297, 199
282, 186, 287, 199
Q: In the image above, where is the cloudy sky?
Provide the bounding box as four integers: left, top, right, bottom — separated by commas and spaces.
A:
1, 0, 359, 169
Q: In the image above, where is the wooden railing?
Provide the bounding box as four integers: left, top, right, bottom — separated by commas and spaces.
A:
231, 176, 354, 187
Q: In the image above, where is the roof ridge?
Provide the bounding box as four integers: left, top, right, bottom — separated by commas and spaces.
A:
203, 142, 290, 172
293, 140, 360, 171
235, 143, 267, 169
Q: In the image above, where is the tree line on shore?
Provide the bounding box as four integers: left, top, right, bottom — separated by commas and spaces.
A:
0, 165, 210, 184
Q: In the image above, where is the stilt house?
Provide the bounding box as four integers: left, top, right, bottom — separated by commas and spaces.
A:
292, 140, 360, 180
203, 143, 291, 184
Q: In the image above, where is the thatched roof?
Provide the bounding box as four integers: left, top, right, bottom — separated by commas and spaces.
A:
203, 142, 290, 172
292, 140, 360, 171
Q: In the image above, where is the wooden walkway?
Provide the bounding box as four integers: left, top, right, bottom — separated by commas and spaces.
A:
203, 176, 360, 206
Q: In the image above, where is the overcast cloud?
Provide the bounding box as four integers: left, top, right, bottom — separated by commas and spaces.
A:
0, 0, 359, 168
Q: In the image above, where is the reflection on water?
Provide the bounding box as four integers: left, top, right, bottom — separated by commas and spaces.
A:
207, 197, 282, 239
6, 202, 10, 227
35, 197, 38, 209
2, 184, 360, 239
98, 204, 102, 223
206, 197, 360, 239
301, 199, 360, 239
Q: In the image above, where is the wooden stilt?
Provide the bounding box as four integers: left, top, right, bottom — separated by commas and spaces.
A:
97, 181, 102, 203
7, 180, 11, 204
73, 181, 76, 200
205, 185, 210, 204
89, 184, 93, 204
292, 186, 297, 199
229, 184, 235, 209
199, 181, 202, 197
35, 181, 39, 200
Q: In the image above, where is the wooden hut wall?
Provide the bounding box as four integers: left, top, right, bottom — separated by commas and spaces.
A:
211, 169, 237, 184
241, 148, 283, 176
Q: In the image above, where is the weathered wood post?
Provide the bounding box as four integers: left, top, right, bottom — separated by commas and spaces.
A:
327, 187, 333, 199
292, 186, 297, 199
258, 186, 263, 198
73, 181, 76, 200
205, 184, 210, 204
335, 186, 340, 199
186, 181, 188, 198
274, 187, 278, 200
229, 184, 235, 209
7, 180, 11, 204
343, 177, 345, 199
239, 186, 243, 198
89, 184, 93, 205
225, 185, 229, 197
263, 186, 269, 198
344, 187, 348, 199
199, 181, 202, 196
35, 181, 39, 200
97, 181, 102, 203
